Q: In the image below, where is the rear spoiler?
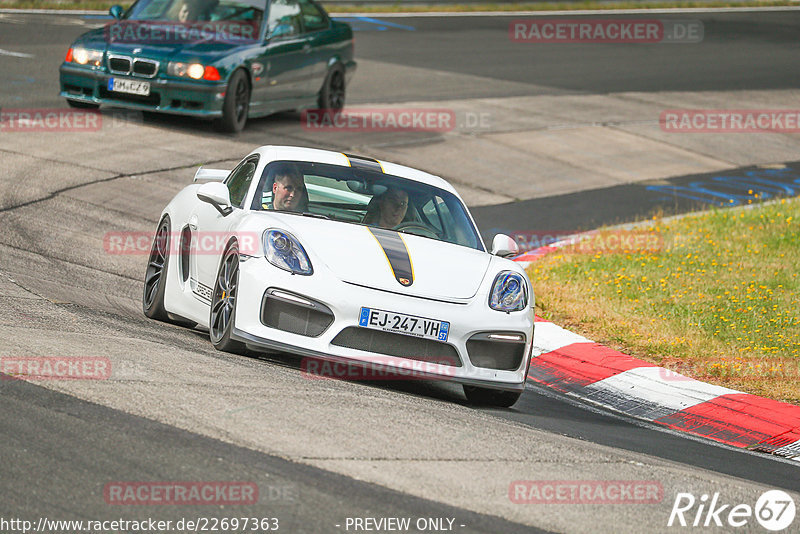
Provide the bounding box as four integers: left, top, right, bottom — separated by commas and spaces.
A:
193, 167, 230, 183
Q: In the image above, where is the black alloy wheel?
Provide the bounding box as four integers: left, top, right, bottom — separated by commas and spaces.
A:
209, 244, 247, 354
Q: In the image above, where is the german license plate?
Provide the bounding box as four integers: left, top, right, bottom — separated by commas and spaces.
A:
108, 77, 150, 96
359, 307, 449, 342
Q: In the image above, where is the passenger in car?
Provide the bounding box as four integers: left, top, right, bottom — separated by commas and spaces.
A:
177, 0, 200, 21
363, 187, 409, 229
176, 0, 217, 22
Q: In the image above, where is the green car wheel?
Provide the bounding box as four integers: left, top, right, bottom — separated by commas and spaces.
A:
215, 69, 250, 133
318, 66, 345, 112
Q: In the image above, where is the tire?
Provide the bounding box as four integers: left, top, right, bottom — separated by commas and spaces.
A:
209, 243, 248, 354
143, 216, 173, 321
463, 385, 522, 408
66, 99, 99, 109
143, 216, 197, 327
317, 66, 345, 112
214, 69, 250, 133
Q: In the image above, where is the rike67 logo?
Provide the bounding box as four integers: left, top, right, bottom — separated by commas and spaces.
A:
668, 490, 796, 531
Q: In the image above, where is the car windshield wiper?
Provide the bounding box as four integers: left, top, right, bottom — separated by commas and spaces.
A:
259, 209, 329, 219
299, 211, 329, 220
395, 229, 435, 240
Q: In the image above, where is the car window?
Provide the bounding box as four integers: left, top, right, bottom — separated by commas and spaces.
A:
420, 196, 445, 233
226, 158, 258, 208
208, 1, 264, 22
267, 0, 302, 38
298, 0, 327, 32
125, 0, 265, 22
419, 194, 477, 247
251, 160, 484, 251
126, 0, 172, 19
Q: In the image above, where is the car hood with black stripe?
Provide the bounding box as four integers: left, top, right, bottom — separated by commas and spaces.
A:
275, 215, 492, 301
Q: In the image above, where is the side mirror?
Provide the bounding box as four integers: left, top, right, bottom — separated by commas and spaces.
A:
197, 182, 233, 216
491, 234, 519, 257
109, 5, 124, 19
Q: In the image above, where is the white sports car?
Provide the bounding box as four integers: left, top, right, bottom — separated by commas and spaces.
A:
143, 145, 534, 406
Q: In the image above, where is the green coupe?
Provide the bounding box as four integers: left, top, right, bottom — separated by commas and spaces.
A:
59, 0, 356, 132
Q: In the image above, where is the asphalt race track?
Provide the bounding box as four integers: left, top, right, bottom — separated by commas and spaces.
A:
1, 9, 800, 534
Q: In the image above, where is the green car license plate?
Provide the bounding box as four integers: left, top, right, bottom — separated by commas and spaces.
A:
108, 77, 150, 96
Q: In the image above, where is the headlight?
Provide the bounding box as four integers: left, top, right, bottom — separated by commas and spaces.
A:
187, 63, 205, 79
489, 271, 528, 312
168, 61, 202, 78
263, 230, 313, 275
168, 62, 220, 80
70, 47, 103, 67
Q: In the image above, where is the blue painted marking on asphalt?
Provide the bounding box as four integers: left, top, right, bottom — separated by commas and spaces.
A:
10, 76, 36, 85
332, 17, 415, 32
353, 16, 415, 31
646, 168, 800, 206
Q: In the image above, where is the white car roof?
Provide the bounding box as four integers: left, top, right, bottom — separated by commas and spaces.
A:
249, 145, 460, 197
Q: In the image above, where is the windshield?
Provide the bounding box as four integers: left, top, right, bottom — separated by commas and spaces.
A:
251, 160, 484, 252
124, 0, 265, 23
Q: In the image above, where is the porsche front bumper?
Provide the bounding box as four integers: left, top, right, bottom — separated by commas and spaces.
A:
231, 256, 534, 392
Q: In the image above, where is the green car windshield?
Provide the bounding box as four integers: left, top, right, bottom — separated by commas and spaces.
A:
124, 0, 265, 22
250, 160, 485, 252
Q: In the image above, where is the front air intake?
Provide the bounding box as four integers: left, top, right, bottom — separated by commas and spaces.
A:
466, 332, 527, 371
261, 289, 333, 337
331, 327, 461, 367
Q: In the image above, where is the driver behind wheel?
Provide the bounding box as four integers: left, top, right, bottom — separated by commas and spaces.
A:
363, 187, 408, 229
263, 164, 308, 212
174, 0, 218, 21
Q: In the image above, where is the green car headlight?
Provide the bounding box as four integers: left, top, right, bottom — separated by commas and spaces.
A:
168, 61, 219, 80
70, 47, 103, 68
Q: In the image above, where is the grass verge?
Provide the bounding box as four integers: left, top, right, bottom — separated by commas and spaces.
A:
528, 196, 800, 405
2, 0, 799, 12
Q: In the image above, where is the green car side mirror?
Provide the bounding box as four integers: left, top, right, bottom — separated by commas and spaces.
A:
109, 5, 124, 19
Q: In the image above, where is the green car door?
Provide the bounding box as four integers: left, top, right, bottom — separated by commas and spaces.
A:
297, 0, 332, 98
252, 0, 314, 105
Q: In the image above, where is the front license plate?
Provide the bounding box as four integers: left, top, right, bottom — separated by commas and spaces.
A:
359, 307, 449, 342
108, 77, 150, 96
